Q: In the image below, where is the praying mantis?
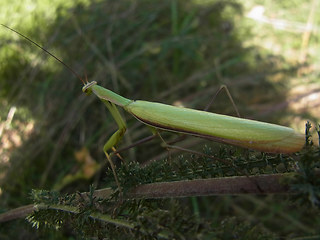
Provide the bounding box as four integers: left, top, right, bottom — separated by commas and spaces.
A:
2, 24, 305, 189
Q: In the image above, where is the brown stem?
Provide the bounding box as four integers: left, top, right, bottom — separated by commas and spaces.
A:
127, 173, 289, 199
0, 173, 290, 223
0, 204, 38, 223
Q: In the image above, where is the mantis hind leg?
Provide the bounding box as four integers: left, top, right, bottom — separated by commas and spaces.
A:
153, 85, 242, 148
155, 132, 263, 193
204, 85, 241, 117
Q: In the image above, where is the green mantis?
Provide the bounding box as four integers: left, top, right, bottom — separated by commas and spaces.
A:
2, 24, 305, 189
83, 81, 304, 155
83, 79, 305, 187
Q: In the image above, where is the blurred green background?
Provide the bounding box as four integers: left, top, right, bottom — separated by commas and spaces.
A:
0, 0, 320, 238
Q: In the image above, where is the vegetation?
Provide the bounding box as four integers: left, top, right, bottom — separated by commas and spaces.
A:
0, 0, 319, 239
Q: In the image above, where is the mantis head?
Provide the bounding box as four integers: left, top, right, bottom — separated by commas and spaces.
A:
82, 81, 97, 95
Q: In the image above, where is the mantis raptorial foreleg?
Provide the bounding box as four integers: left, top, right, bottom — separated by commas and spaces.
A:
101, 100, 126, 190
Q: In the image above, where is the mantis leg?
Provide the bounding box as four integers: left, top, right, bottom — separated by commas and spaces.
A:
102, 100, 127, 190
107, 85, 241, 161
204, 85, 241, 117
155, 131, 262, 192
155, 85, 242, 147
111, 85, 241, 156
112, 135, 157, 155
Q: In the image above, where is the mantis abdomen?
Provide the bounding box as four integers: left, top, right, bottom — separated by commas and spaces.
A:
125, 100, 305, 153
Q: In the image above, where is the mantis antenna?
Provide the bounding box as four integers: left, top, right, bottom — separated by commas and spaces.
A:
1, 24, 86, 85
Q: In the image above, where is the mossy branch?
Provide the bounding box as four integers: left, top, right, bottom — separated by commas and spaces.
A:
0, 173, 300, 224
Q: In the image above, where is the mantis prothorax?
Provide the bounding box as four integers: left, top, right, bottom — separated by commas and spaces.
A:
2, 24, 305, 190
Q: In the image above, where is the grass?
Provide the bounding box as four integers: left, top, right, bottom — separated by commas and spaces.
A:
0, 0, 319, 238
